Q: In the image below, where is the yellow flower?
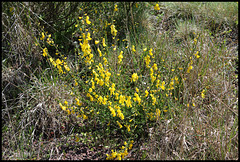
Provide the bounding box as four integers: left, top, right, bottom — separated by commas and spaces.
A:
102, 97, 108, 105
86, 32, 92, 40
64, 100, 68, 105
57, 65, 63, 74
106, 154, 110, 160
99, 79, 104, 86
83, 114, 88, 119
95, 40, 99, 44
143, 48, 147, 51
117, 155, 121, 160
131, 73, 139, 82
109, 83, 116, 95
154, 4, 160, 11
49, 57, 53, 63
129, 143, 133, 150
132, 45, 136, 52
117, 121, 123, 128
64, 63, 70, 71
110, 24, 117, 37
118, 51, 123, 64
125, 96, 132, 108
149, 48, 153, 56
144, 55, 151, 68
66, 109, 71, 115
136, 87, 139, 93
160, 81, 165, 90
97, 48, 102, 57
43, 48, 48, 57
86, 16, 91, 24
115, 92, 119, 100
150, 74, 156, 83
102, 38, 106, 47
133, 93, 141, 104
119, 95, 125, 106
59, 103, 67, 111
194, 38, 197, 44
152, 63, 158, 70
109, 106, 116, 117
125, 124, 130, 132
187, 65, 193, 73
91, 81, 95, 89
150, 67, 154, 75
89, 88, 92, 93
114, 4, 118, 12
201, 89, 205, 99
117, 109, 124, 119
136, 3, 138, 8
40, 32, 45, 40
75, 98, 82, 106
119, 112, 124, 120
150, 94, 157, 105
195, 51, 200, 58
111, 150, 117, 159
174, 76, 179, 83
98, 96, 103, 104
145, 90, 149, 97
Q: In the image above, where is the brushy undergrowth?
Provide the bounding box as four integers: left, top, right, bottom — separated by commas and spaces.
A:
2, 2, 238, 160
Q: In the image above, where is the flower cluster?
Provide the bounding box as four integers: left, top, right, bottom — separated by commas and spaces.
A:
106, 140, 134, 160
154, 3, 160, 11
118, 51, 123, 64
80, 32, 94, 65
187, 57, 193, 73
131, 73, 139, 82
59, 100, 88, 119
110, 24, 117, 38
41, 32, 70, 75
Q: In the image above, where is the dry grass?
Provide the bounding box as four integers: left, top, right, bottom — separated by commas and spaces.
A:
140, 2, 238, 160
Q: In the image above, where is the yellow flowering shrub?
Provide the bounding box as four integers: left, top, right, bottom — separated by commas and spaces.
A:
38, 4, 204, 160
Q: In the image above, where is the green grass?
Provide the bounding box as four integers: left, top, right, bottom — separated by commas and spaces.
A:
2, 2, 238, 160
